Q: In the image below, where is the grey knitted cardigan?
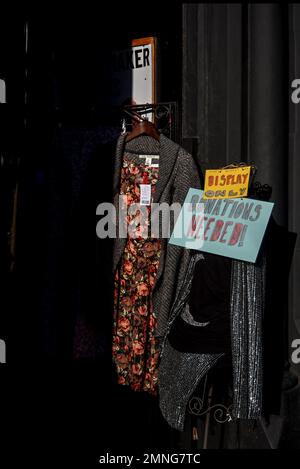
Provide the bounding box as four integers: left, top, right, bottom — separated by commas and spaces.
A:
112, 132, 201, 339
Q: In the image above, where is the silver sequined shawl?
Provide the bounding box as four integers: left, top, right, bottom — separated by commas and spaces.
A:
158, 253, 265, 430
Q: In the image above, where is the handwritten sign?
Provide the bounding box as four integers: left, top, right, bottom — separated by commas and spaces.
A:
203, 166, 251, 199
169, 189, 274, 263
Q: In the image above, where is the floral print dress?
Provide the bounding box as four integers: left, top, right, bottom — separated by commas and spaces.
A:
112, 155, 161, 395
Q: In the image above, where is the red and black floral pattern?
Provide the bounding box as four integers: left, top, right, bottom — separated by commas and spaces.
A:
112, 156, 161, 394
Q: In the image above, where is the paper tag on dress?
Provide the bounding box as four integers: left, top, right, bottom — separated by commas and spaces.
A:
140, 184, 152, 205
139, 155, 159, 167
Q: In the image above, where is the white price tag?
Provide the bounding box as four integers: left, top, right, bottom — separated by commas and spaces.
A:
140, 184, 152, 205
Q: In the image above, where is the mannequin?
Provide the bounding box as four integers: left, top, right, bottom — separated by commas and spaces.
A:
157, 176, 280, 432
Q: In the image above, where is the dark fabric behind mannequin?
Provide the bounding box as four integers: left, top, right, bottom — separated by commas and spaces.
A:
262, 216, 295, 417
168, 253, 232, 354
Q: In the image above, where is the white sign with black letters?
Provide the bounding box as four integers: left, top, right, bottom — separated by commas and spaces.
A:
110, 37, 156, 108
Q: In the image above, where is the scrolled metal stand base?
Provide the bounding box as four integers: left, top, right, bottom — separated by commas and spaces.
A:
188, 396, 235, 424
188, 373, 235, 426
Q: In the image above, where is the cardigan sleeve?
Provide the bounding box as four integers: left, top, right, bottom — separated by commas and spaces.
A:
154, 147, 201, 340
173, 147, 201, 202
